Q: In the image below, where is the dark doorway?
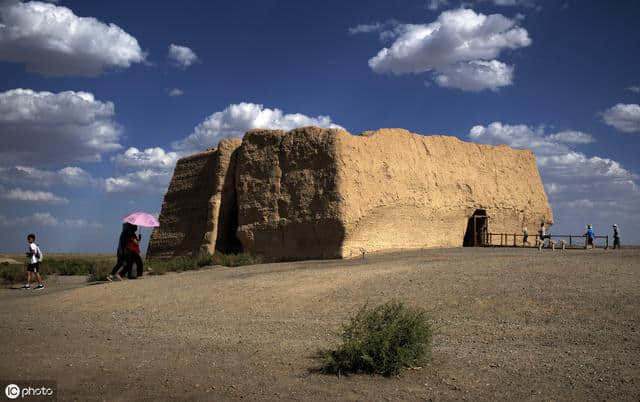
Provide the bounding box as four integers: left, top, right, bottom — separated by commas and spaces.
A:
463, 209, 488, 247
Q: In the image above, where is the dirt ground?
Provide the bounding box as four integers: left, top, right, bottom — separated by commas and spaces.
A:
1, 247, 639, 401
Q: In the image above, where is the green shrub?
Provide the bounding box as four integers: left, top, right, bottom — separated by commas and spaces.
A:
45, 259, 91, 275
0, 263, 27, 284
87, 262, 112, 282
319, 300, 433, 377
0, 262, 49, 285
212, 252, 262, 267
147, 252, 261, 275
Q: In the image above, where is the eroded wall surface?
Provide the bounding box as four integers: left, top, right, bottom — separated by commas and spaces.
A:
234, 128, 345, 260
335, 129, 553, 257
147, 139, 241, 258
150, 126, 553, 260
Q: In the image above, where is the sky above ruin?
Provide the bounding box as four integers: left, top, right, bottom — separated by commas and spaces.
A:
1, 0, 639, 252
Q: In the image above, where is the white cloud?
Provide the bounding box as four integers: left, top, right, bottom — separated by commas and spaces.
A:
172, 102, 343, 153
0, 165, 94, 187
168, 44, 199, 69
427, 0, 451, 10
629, 86, 640, 93
434, 59, 514, 91
367, 9, 531, 91
168, 88, 184, 97
547, 130, 594, 144
103, 169, 172, 193
0, 89, 122, 163
490, 0, 533, 6
112, 147, 180, 171
0, 0, 145, 76
0, 212, 102, 229
602, 103, 640, 133
2, 187, 68, 204
348, 22, 383, 34
468, 121, 640, 237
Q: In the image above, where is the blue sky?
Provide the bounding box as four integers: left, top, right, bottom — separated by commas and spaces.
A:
1, 0, 639, 253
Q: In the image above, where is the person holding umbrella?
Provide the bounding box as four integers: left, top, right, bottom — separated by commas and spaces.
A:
110, 212, 159, 281
119, 224, 142, 279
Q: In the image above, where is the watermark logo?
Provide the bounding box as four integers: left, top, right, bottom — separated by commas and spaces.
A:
2, 381, 56, 400
4, 384, 19, 399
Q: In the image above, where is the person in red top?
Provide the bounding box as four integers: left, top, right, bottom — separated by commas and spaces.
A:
115, 224, 144, 280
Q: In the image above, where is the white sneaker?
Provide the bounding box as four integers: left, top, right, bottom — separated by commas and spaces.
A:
35, 284, 45, 290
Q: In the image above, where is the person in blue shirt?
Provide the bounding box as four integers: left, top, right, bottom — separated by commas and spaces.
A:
584, 224, 594, 249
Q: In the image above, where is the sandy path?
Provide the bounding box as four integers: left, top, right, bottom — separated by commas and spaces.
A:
1, 248, 639, 401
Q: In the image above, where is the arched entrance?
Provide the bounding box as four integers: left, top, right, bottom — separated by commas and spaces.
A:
463, 209, 488, 247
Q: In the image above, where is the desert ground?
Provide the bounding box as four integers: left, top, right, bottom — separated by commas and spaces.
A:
1, 247, 639, 401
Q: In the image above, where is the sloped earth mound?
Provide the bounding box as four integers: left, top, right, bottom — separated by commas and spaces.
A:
0, 248, 638, 400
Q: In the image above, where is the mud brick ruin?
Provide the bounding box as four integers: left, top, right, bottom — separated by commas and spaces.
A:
148, 127, 553, 260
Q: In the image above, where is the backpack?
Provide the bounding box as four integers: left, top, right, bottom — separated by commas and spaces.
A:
35, 244, 43, 262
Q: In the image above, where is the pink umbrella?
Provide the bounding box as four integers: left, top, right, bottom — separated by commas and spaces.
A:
122, 212, 159, 227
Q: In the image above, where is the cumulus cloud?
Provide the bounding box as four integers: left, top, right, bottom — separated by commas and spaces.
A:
434, 60, 514, 92
172, 102, 343, 153
547, 130, 594, 144
112, 147, 180, 171
0, 212, 102, 229
167, 88, 184, 97
602, 103, 640, 133
468, 121, 640, 236
168, 44, 199, 69
0, 89, 122, 164
0, 0, 145, 76
105, 147, 181, 194
2, 187, 68, 204
367, 9, 531, 91
0, 165, 94, 187
628, 86, 640, 93
103, 169, 172, 193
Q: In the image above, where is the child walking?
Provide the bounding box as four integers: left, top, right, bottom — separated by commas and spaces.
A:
23, 233, 44, 290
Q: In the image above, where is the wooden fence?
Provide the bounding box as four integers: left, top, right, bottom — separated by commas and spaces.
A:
482, 233, 609, 249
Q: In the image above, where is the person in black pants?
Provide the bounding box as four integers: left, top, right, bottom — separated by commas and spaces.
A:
119, 226, 143, 279
108, 223, 128, 281
613, 224, 621, 249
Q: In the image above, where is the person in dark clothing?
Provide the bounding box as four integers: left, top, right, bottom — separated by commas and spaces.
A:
613, 224, 621, 249
108, 223, 129, 281
118, 226, 143, 279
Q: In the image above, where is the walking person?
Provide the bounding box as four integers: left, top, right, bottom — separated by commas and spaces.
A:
538, 222, 551, 250
612, 224, 621, 249
117, 225, 143, 279
108, 223, 131, 281
523, 226, 530, 247
23, 233, 44, 290
585, 224, 595, 249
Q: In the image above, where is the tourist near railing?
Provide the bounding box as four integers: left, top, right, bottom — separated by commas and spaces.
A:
482, 233, 610, 249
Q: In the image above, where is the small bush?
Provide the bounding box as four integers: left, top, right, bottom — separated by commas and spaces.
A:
0, 262, 49, 285
212, 252, 262, 267
87, 262, 112, 282
0, 263, 27, 284
147, 252, 261, 275
319, 300, 433, 377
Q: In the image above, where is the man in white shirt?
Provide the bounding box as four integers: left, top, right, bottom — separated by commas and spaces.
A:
24, 233, 44, 290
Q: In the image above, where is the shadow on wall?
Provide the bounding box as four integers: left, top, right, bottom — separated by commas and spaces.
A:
215, 147, 242, 254
463, 209, 488, 247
